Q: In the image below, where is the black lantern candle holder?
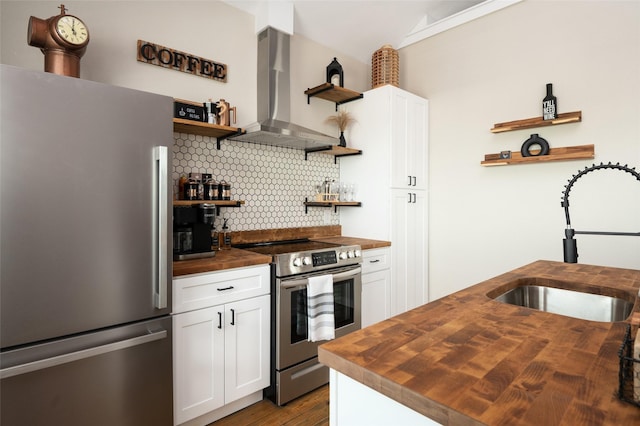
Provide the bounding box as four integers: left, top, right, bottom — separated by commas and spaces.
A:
326, 57, 344, 87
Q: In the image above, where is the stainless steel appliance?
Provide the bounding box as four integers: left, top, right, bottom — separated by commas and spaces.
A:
229, 27, 339, 150
0, 65, 173, 425
240, 240, 362, 405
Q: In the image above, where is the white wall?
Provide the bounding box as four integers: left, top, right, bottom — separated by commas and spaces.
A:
401, 0, 640, 299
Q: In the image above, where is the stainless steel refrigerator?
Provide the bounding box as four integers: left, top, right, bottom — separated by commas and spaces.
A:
0, 64, 173, 425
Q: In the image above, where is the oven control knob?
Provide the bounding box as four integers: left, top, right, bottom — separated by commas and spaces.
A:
347, 250, 355, 258
303, 256, 312, 265
354, 249, 361, 258
293, 257, 303, 267
339, 251, 348, 260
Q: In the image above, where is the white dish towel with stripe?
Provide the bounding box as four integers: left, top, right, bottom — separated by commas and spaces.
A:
307, 274, 335, 342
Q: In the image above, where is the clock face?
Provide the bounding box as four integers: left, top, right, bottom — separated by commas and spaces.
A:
55, 15, 89, 46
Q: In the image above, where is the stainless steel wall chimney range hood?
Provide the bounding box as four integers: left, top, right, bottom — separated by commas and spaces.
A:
229, 27, 339, 150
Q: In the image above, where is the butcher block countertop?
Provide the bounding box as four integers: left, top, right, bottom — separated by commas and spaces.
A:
318, 260, 640, 425
172, 248, 271, 277
311, 236, 391, 251
172, 225, 390, 276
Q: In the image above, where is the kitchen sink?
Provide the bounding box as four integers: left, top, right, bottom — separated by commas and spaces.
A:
489, 280, 635, 322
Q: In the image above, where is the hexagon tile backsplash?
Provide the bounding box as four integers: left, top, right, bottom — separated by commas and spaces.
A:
173, 133, 340, 232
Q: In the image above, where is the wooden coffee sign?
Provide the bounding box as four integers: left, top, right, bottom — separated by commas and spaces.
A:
137, 40, 227, 83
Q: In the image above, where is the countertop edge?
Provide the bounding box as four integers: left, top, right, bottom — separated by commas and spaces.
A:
172, 248, 272, 277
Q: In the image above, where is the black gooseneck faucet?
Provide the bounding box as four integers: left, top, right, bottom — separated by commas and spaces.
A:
561, 162, 640, 263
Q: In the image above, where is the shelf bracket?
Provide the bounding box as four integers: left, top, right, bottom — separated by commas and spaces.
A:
334, 94, 364, 111
305, 145, 333, 160
217, 129, 245, 150
215, 201, 244, 215
333, 150, 362, 164
306, 84, 334, 105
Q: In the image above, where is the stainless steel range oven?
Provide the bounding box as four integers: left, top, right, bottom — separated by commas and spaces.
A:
240, 240, 362, 406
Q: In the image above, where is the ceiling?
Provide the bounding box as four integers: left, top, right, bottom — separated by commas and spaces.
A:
223, 0, 487, 63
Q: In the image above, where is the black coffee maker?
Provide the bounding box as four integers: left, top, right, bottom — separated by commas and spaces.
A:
173, 204, 216, 260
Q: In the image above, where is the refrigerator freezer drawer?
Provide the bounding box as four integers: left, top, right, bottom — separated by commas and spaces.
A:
0, 316, 173, 426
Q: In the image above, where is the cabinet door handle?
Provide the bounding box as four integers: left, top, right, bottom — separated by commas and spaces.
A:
217, 312, 223, 329
412, 176, 417, 187
407, 193, 412, 203
217, 286, 234, 291
408, 175, 412, 186
230, 309, 236, 326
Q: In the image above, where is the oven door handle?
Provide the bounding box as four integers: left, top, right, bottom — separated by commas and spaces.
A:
280, 266, 362, 289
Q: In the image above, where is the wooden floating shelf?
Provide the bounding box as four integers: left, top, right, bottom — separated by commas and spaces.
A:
305, 201, 361, 207
304, 83, 363, 110
173, 200, 245, 207
173, 118, 244, 149
304, 198, 362, 213
304, 145, 362, 162
491, 111, 582, 133
481, 144, 594, 166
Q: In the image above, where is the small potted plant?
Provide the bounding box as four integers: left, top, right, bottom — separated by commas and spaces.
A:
325, 109, 355, 147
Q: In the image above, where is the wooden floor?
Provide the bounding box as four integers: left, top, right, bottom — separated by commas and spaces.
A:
210, 385, 329, 426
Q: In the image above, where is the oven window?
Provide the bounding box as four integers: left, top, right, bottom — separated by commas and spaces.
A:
289, 278, 355, 344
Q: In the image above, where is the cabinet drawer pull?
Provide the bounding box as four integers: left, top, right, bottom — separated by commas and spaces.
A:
369, 259, 381, 263
217, 286, 235, 291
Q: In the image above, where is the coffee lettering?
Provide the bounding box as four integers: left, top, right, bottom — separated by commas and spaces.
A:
186, 56, 200, 72
140, 43, 156, 61
136, 40, 227, 83
200, 60, 213, 76
173, 52, 187, 69
213, 63, 226, 79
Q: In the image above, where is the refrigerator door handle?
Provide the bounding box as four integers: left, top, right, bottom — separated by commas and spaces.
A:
0, 330, 167, 379
153, 146, 169, 309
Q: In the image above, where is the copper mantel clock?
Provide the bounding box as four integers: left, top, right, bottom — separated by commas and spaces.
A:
28, 4, 90, 78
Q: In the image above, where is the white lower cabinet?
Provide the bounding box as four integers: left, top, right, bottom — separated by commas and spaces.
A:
361, 247, 391, 327
173, 265, 270, 426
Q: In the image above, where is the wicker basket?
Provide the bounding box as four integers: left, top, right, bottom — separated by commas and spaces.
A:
372, 44, 399, 88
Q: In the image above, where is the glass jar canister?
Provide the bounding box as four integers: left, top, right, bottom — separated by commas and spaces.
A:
183, 179, 199, 200
203, 179, 218, 200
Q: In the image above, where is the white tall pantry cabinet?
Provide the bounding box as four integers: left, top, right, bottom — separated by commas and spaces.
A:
341, 85, 428, 315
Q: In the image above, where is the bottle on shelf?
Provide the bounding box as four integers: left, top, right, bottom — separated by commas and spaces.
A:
219, 218, 231, 250
211, 224, 220, 251
542, 83, 557, 120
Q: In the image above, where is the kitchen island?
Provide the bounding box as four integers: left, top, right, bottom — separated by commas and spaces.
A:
318, 260, 640, 425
